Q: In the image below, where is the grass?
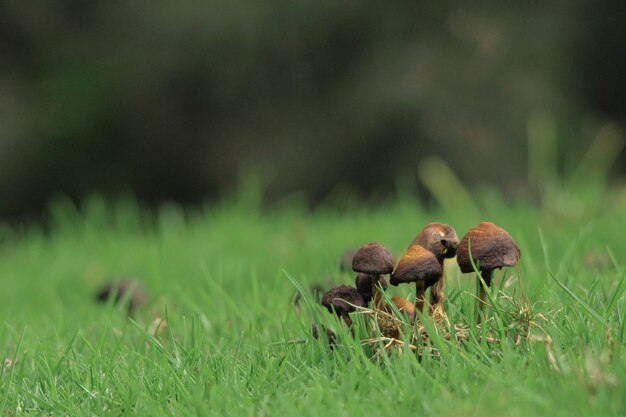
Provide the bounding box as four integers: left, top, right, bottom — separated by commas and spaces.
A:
1, 180, 625, 416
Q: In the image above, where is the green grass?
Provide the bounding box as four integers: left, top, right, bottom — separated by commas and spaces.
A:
1, 184, 625, 416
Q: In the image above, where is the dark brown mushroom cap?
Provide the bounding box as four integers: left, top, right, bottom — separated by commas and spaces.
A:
355, 273, 388, 303
457, 222, 521, 273
390, 245, 441, 288
321, 285, 366, 316
410, 223, 459, 260
352, 242, 395, 275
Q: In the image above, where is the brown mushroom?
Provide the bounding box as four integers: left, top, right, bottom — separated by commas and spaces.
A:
410, 223, 459, 315
311, 323, 337, 348
456, 222, 520, 322
390, 245, 441, 314
321, 285, 366, 327
388, 296, 416, 322
339, 249, 358, 272
352, 242, 395, 309
355, 273, 388, 305
293, 284, 324, 312
95, 279, 148, 316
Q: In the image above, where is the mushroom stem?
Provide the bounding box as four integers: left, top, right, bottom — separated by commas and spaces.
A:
415, 282, 426, 313
477, 269, 493, 324
340, 312, 353, 327
428, 260, 445, 315
371, 276, 383, 310
340, 313, 358, 337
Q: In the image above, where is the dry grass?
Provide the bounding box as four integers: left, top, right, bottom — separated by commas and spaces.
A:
335, 286, 551, 361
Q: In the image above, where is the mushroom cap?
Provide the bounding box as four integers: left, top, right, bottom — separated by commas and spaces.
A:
321, 285, 366, 316
410, 223, 459, 260
355, 273, 388, 303
390, 296, 416, 321
352, 242, 395, 275
456, 222, 520, 273
390, 245, 441, 288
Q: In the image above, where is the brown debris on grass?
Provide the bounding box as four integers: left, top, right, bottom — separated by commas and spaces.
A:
148, 317, 168, 337
3, 357, 16, 369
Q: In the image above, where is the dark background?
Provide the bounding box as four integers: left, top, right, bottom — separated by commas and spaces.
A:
1, 1, 625, 220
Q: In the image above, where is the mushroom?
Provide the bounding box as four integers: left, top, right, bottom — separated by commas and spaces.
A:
339, 249, 358, 272
390, 245, 441, 314
321, 285, 366, 327
388, 296, 416, 323
410, 223, 459, 315
355, 273, 388, 305
456, 222, 520, 322
311, 323, 337, 348
352, 242, 395, 309
355, 273, 415, 339
95, 279, 147, 315
293, 283, 324, 312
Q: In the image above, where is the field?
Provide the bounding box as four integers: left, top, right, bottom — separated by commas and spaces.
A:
1, 182, 625, 416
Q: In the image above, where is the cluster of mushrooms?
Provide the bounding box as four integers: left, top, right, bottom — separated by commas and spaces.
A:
319, 221, 520, 344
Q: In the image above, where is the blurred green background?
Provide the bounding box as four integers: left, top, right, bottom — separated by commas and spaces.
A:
1, 0, 625, 220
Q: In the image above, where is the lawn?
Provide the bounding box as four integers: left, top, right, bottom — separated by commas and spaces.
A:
1, 182, 625, 416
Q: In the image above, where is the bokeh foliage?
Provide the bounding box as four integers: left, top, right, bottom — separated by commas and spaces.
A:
1, 1, 625, 219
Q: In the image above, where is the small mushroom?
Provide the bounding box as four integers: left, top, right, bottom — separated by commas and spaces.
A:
339, 249, 358, 272
389, 296, 416, 323
311, 323, 337, 348
95, 279, 147, 315
390, 245, 441, 314
293, 284, 325, 312
456, 222, 520, 322
321, 285, 366, 327
352, 242, 395, 309
355, 273, 388, 305
410, 223, 459, 315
